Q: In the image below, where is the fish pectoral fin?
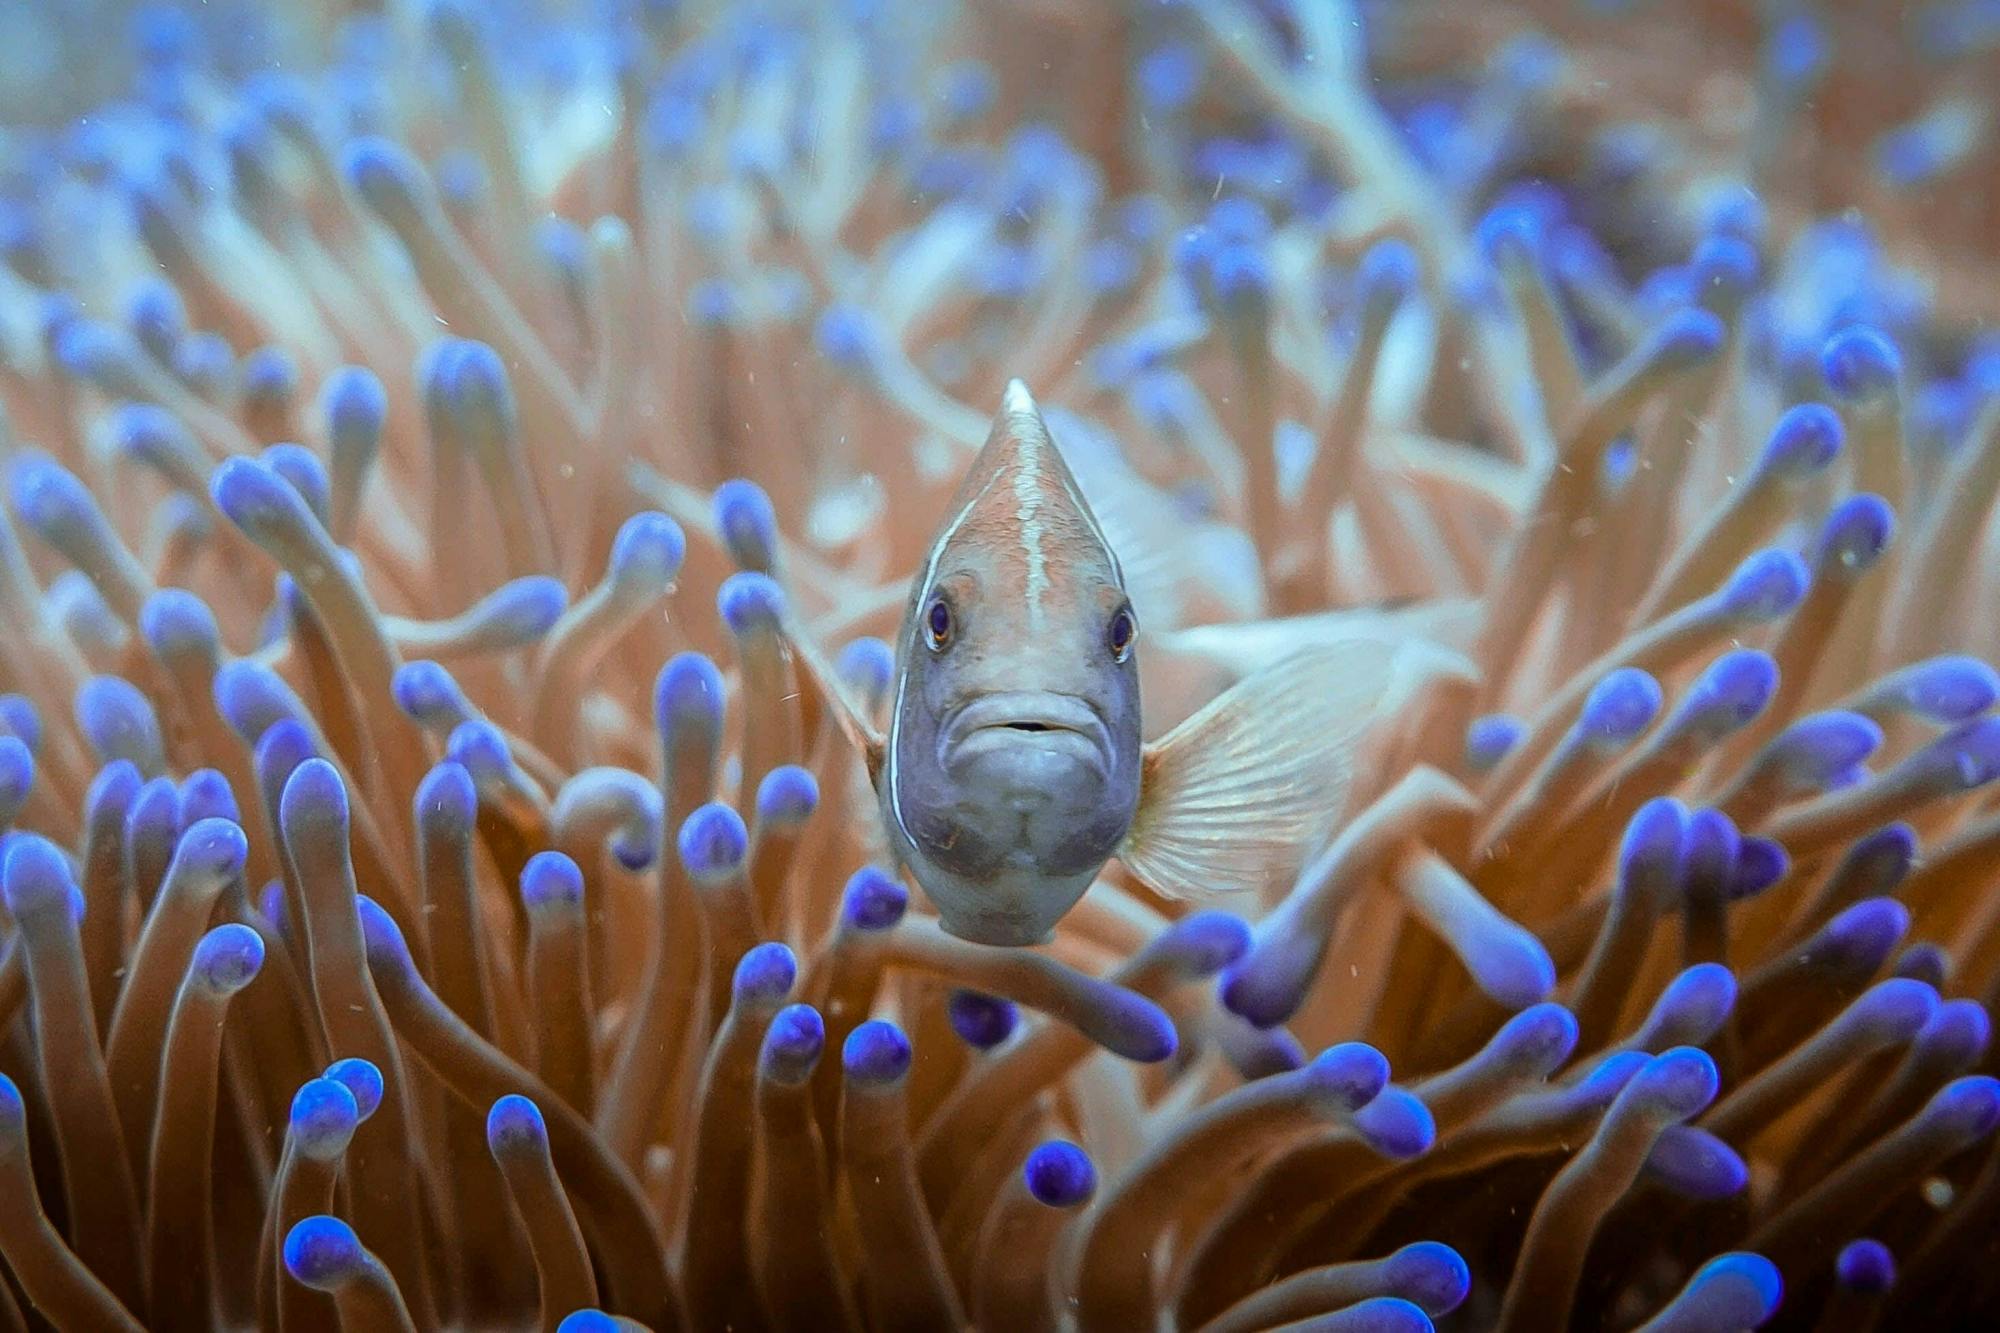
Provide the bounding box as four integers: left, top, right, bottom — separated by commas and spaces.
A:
1118, 639, 1462, 902
778, 610, 886, 781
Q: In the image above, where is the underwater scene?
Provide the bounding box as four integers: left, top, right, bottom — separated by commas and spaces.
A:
1, 0, 1999, 1329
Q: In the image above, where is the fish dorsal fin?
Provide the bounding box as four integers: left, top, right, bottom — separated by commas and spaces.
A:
1119, 639, 1452, 902
917, 379, 1122, 617
778, 609, 886, 785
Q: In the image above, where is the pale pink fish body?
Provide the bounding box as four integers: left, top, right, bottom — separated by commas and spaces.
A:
789, 380, 1421, 945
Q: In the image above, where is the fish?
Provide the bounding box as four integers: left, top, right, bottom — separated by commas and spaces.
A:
784, 379, 1442, 946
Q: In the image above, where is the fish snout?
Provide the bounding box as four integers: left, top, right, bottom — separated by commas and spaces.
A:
891, 690, 1138, 920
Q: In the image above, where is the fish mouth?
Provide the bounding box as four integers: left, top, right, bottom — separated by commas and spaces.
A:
939, 692, 1113, 771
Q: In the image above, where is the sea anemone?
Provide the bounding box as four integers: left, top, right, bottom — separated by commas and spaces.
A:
1, 0, 1999, 1329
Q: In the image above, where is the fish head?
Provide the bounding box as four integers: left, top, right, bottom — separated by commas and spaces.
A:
883, 380, 1143, 945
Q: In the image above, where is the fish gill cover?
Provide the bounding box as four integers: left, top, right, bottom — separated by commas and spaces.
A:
0, 0, 1998, 1329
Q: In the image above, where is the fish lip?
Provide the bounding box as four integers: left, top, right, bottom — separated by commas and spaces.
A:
938, 691, 1113, 768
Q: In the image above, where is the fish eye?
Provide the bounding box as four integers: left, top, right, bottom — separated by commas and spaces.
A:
925, 596, 954, 652
1108, 606, 1136, 662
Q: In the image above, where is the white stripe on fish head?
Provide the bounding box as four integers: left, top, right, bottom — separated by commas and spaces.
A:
997, 381, 1123, 646
1010, 399, 1052, 632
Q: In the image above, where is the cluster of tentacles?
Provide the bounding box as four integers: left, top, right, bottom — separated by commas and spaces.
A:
2, 1, 2000, 1330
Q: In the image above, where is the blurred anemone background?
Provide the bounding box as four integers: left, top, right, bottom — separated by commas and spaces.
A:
2, 0, 2000, 1329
